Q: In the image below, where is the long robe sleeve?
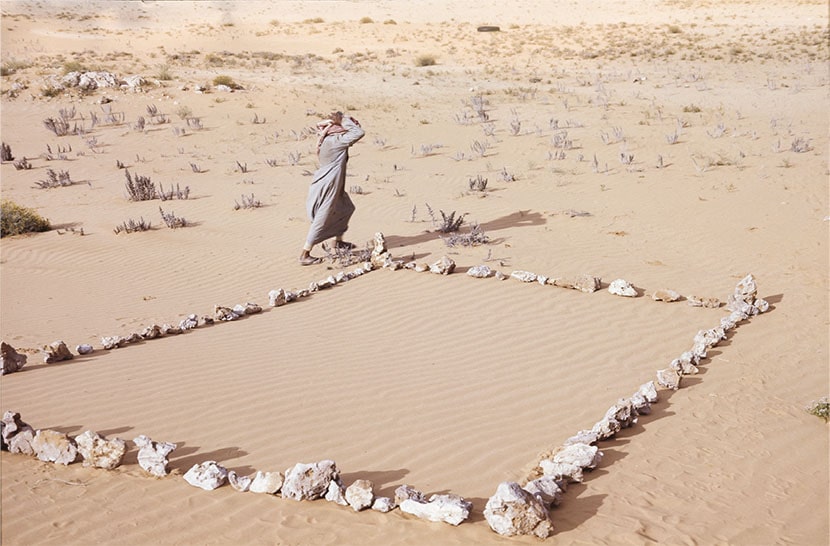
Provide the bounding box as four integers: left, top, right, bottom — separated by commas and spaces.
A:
305, 117, 365, 247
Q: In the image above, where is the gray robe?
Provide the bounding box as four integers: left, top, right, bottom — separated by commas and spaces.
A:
305, 117, 365, 247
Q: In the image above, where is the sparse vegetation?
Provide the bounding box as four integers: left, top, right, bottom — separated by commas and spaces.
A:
1, 142, 13, 162
159, 207, 187, 229
34, 168, 72, 189
805, 397, 829, 422
1, 200, 50, 237
415, 54, 437, 67
468, 175, 488, 192
212, 74, 240, 89
114, 217, 152, 234
234, 193, 262, 210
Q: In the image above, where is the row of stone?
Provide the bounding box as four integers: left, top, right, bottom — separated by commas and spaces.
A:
0, 411, 473, 526
479, 274, 768, 538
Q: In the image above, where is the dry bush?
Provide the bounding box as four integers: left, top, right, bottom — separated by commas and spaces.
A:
415, 54, 437, 67
1, 200, 50, 237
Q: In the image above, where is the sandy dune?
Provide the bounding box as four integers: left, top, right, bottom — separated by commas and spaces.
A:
1, 1, 828, 544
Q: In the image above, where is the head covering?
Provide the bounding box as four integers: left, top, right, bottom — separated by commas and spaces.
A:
316, 119, 348, 154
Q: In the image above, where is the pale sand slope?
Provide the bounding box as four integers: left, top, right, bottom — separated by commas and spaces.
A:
0, 1, 827, 545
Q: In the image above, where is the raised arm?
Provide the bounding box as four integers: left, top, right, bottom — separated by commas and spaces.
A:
337, 116, 365, 147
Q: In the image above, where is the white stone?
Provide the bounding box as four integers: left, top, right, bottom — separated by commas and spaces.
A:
179, 314, 199, 330
32, 429, 77, 465
43, 340, 73, 362
399, 494, 472, 526
539, 460, 583, 483
345, 479, 374, 511
183, 461, 228, 491
510, 270, 537, 283
76, 344, 94, 355
605, 399, 637, 428
249, 471, 283, 494
1, 411, 35, 455
523, 476, 566, 509
552, 442, 603, 470
591, 416, 621, 441
564, 429, 599, 446
494, 271, 508, 280
1, 342, 27, 375
467, 264, 493, 278
552, 274, 601, 293
394, 484, 425, 505
372, 497, 396, 512
74, 430, 126, 470
282, 460, 339, 501
630, 391, 652, 415
269, 289, 287, 307
686, 295, 720, 308
133, 435, 177, 477
214, 305, 241, 321
228, 471, 252, 492
608, 278, 637, 297
483, 481, 553, 538
430, 256, 456, 275
652, 289, 681, 302
637, 381, 659, 403
141, 324, 163, 339
657, 368, 682, 390
324, 480, 348, 505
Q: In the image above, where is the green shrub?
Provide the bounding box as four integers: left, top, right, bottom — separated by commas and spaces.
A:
1, 200, 50, 237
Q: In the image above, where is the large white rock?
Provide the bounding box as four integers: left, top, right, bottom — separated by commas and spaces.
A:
608, 278, 637, 297
604, 399, 637, 428
183, 461, 228, 491
483, 481, 553, 538
268, 289, 287, 307
32, 429, 77, 465
282, 460, 339, 501
345, 479, 374, 511
249, 471, 283, 494
539, 460, 583, 483
637, 381, 659, 403
511, 270, 537, 283
399, 493, 472, 526
1, 342, 27, 375
564, 429, 599, 446
652, 288, 681, 302
133, 435, 177, 477
591, 416, 621, 441
74, 430, 127, 469
656, 368, 682, 390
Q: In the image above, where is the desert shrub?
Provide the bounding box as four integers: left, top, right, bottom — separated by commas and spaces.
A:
175, 105, 193, 119
1, 142, 13, 161
234, 193, 262, 210
156, 63, 173, 80
682, 104, 701, 113
468, 175, 488, 192
34, 168, 72, 188
415, 54, 437, 67
124, 169, 157, 201
62, 60, 88, 74
806, 397, 829, 422
212, 74, 239, 88
159, 206, 187, 228
41, 86, 63, 98
1, 59, 31, 76
302, 17, 324, 24
1, 200, 50, 237
441, 222, 489, 247
384, 19, 397, 25
359, 16, 374, 24
114, 217, 151, 234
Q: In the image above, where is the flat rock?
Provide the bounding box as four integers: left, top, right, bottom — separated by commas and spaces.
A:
1, 342, 28, 375
511, 270, 537, 283
608, 278, 637, 297
483, 481, 553, 538
282, 460, 339, 501
686, 295, 721, 308
183, 461, 228, 490
467, 264, 493, 278
75, 430, 127, 469
345, 479, 374, 511
552, 442, 603, 470
652, 289, 681, 302
133, 435, 177, 477
564, 429, 599, 446
399, 493, 472, 526
32, 429, 77, 465
552, 274, 601, 293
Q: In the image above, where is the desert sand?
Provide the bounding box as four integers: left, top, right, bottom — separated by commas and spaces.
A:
1, 1, 828, 544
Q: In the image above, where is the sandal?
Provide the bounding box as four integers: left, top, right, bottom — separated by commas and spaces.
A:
299, 256, 323, 266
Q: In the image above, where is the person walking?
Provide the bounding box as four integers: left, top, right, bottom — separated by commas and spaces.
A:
299, 111, 365, 265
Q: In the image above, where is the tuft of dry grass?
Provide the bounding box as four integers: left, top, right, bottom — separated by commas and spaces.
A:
414, 54, 437, 67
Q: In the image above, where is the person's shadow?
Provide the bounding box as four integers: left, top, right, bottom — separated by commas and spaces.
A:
385, 210, 545, 249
